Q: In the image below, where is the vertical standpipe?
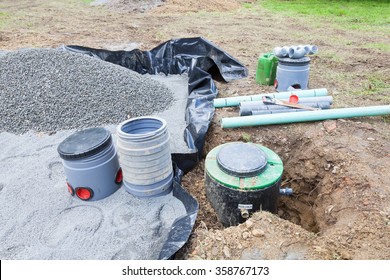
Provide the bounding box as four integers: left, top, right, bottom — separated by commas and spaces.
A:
116, 117, 174, 197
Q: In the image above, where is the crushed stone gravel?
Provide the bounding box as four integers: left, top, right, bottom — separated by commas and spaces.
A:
0, 48, 174, 134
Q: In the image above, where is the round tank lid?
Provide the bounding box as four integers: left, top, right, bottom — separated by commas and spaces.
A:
57, 127, 112, 160
216, 143, 268, 177
205, 142, 283, 190
278, 56, 310, 66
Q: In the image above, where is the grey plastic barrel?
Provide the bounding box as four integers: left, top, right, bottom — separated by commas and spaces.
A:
116, 116, 173, 197
57, 127, 122, 201
275, 57, 310, 92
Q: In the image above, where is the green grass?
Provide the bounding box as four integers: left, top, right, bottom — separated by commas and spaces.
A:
0, 11, 9, 28
363, 43, 390, 52
353, 74, 390, 99
82, 0, 94, 3
261, 0, 390, 29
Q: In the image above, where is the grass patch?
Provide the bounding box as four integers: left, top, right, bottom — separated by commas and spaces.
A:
363, 43, 390, 52
0, 11, 9, 28
261, 0, 390, 30
353, 74, 390, 100
82, 0, 94, 3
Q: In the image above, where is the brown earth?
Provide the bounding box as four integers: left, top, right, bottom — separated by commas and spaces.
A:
1, 0, 389, 260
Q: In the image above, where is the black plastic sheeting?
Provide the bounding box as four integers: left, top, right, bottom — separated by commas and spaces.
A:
65, 37, 247, 259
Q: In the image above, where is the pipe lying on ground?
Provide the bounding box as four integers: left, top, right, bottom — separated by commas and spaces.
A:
240, 96, 333, 107
213, 88, 328, 108
221, 105, 390, 128
239, 102, 331, 116
243, 108, 312, 116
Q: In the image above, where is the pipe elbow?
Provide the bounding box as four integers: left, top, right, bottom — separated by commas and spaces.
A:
288, 46, 306, 59
273, 46, 288, 58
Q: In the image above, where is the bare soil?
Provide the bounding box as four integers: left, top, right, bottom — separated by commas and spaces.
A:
1, 0, 389, 260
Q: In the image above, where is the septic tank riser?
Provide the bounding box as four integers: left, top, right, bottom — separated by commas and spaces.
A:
205, 173, 281, 227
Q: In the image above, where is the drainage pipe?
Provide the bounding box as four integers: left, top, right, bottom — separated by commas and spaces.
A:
213, 88, 328, 108
221, 105, 390, 128
243, 108, 312, 116
239, 102, 331, 116
240, 96, 333, 107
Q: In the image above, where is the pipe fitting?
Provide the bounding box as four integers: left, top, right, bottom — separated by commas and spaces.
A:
308, 45, 318, 55
273, 46, 288, 58
288, 46, 307, 59
280, 188, 293, 196
240, 208, 250, 219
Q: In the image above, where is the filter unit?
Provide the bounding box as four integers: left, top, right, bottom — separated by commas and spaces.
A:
57, 127, 122, 201
205, 142, 283, 227
275, 56, 310, 92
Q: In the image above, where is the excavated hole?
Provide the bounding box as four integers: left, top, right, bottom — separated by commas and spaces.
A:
277, 176, 321, 233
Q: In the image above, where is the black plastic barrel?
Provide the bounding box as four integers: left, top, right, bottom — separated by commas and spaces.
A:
205, 142, 283, 227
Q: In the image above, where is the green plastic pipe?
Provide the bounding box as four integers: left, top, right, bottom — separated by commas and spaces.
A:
213, 88, 328, 108
221, 105, 390, 128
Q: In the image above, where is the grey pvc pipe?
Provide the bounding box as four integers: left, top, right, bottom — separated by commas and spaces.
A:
213, 88, 328, 108
243, 108, 312, 116
221, 105, 390, 128
273, 46, 288, 58
289, 46, 307, 59
239, 102, 331, 116
240, 96, 333, 107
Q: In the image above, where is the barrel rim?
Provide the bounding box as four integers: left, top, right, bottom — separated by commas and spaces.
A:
117, 116, 167, 139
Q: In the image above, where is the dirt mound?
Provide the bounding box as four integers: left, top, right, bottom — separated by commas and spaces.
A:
91, 0, 166, 12
152, 0, 242, 13
92, 0, 242, 13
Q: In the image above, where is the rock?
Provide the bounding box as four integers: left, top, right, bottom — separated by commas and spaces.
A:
245, 220, 254, 229
252, 229, 265, 237
367, 137, 375, 141
223, 246, 231, 258
323, 120, 337, 133
242, 231, 250, 239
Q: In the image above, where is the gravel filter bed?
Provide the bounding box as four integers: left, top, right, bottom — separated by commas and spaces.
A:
0, 48, 174, 134
0, 130, 186, 260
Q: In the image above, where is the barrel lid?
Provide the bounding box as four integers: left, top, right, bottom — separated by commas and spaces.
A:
205, 142, 283, 190
57, 127, 112, 160
278, 56, 310, 66
217, 143, 268, 177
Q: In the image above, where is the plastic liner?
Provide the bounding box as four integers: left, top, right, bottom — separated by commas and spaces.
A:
64, 37, 248, 259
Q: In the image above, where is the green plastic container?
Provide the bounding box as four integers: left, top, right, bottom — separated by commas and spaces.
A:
256, 53, 278, 85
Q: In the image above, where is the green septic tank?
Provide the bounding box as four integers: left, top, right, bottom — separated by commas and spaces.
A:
205, 142, 283, 227
255, 53, 278, 86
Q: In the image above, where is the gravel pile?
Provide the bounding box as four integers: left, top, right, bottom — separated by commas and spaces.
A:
0, 48, 174, 134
